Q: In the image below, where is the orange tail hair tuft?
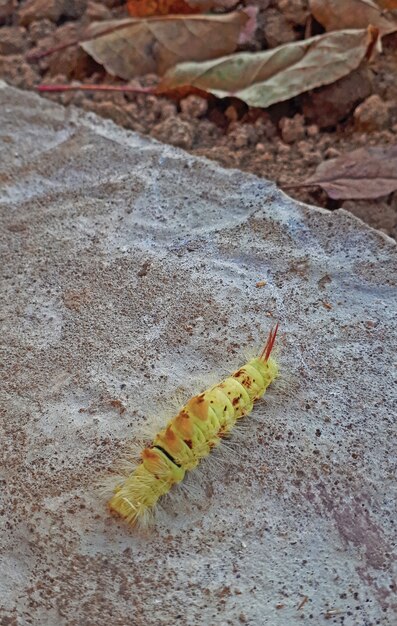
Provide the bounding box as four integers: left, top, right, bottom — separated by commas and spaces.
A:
260, 323, 279, 362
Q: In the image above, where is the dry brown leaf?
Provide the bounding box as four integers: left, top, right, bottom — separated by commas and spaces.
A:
127, 0, 238, 16
160, 27, 379, 108
81, 12, 250, 79
300, 145, 397, 199
309, 0, 397, 36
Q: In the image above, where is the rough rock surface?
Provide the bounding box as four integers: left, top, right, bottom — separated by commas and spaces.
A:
353, 94, 392, 132
0, 82, 396, 626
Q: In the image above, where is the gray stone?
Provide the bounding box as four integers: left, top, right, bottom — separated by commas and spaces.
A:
0, 82, 396, 626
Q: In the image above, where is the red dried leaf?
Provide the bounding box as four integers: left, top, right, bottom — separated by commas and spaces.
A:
126, 0, 239, 17
127, 0, 200, 16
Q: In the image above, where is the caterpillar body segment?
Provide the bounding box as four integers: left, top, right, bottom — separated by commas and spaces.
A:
109, 325, 279, 525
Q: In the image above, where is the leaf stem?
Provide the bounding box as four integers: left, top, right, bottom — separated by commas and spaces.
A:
27, 21, 137, 61
27, 40, 79, 61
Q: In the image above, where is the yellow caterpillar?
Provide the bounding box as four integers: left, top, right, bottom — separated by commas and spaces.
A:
109, 324, 279, 525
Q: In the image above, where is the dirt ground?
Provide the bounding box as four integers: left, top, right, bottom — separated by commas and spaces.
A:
1, 0, 396, 239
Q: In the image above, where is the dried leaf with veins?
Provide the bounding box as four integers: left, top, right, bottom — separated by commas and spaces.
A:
309, 0, 397, 36
160, 27, 379, 108
81, 12, 251, 79
298, 145, 397, 199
